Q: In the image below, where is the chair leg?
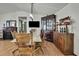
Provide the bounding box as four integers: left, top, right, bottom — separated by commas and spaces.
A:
40, 47, 44, 55
12, 48, 19, 56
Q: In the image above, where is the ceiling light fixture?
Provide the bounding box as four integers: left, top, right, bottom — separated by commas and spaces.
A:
30, 3, 34, 21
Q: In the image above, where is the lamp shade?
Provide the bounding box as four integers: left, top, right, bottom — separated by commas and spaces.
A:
29, 13, 33, 20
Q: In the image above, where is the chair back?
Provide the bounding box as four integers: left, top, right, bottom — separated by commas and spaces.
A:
15, 33, 32, 46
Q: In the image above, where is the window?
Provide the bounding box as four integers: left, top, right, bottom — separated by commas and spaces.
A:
6, 20, 16, 27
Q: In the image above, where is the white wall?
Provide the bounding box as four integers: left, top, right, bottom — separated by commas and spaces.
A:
56, 3, 79, 55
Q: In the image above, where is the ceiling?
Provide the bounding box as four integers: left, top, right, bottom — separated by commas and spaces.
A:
0, 3, 68, 15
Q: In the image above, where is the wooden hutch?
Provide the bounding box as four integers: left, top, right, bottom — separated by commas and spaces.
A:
41, 14, 56, 42
53, 16, 74, 55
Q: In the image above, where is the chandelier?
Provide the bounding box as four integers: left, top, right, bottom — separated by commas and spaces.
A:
30, 3, 34, 21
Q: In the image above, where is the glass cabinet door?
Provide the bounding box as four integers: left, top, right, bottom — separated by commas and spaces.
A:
41, 19, 54, 32
41, 20, 46, 31
41, 14, 56, 32
47, 19, 53, 31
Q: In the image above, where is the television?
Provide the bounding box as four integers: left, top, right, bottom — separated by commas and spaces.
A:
29, 21, 40, 28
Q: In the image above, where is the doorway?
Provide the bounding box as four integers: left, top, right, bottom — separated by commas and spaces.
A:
18, 17, 27, 33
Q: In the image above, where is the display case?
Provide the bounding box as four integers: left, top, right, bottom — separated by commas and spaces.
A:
41, 14, 56, 32
41, 14, 56, 42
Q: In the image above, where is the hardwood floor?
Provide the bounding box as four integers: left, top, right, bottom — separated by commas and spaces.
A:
0, 40, 64, 56
41, 40, 64, 56
0, 40, 18, 56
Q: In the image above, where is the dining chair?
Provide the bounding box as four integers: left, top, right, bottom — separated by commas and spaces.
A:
12, 33, 33, 56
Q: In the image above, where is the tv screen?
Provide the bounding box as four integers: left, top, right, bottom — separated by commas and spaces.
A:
29, 21, 40, 28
